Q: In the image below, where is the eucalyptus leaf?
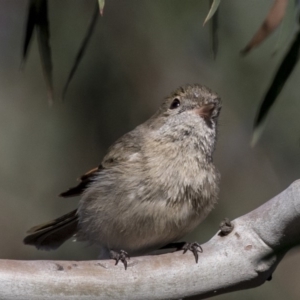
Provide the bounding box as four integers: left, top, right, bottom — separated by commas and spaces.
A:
21, 0, 53, 104
98, 0, 105, 16
211, 4, 219, 59
252, 27, 300, 144
272, 0, 294, 55
242, 0, 289, 55
36, 0, 54, 104
62, 1, 99, 100
22, 0, 38, 64
204, 0, 221, 26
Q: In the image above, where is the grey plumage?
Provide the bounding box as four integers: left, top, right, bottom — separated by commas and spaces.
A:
24, 84, 221, 258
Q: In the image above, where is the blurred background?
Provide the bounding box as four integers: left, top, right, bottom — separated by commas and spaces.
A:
0, 0, 300, 299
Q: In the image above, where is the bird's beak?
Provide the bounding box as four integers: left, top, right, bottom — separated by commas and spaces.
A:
194, 103, 216, 119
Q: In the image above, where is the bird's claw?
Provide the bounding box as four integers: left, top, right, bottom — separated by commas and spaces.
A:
182, 242, 203, 263
110, 250, 130, 270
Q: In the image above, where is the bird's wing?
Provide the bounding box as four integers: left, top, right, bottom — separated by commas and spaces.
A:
59, 165, 103, 197
60, 127, 145, 198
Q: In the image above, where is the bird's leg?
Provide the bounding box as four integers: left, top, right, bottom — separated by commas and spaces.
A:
109, 249, 130, 270
181, 242, 203, 263
161, 241, 203, 263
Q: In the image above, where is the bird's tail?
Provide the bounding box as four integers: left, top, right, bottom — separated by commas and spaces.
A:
23, 209, 78, 250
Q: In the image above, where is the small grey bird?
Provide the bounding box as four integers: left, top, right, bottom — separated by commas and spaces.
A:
24, 84, 221, 269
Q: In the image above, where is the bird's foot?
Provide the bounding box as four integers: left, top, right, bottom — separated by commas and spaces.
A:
160, 241, 203, 263
110, 250, 130, 270
182, 242, 203, 263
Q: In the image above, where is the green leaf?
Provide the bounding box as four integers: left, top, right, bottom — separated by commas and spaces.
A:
203, 0, 221, 26
98, 0, 105, 16
21, 0, 54, 104
62, 1, 99, 100
241, 0, 289, 55
22, 0, 38, 64
36, 0, 54, 105
210, 2, 219, 60
251, 120, 267, 148
252, 27, 300, 145
272, 0, 293, 55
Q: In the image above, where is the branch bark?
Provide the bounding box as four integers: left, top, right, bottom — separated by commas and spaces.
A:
1, 180, 300, 300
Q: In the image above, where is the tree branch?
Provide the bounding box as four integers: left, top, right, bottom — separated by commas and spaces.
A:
1, 180, 300, 300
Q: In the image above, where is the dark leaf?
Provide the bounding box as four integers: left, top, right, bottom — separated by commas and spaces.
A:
22, 0, 38, 64
241, 0, 288, 55
252, 27, 300, 145
210, 0, 219, 60
62, 1, 99, 100
36, 0, 54, 105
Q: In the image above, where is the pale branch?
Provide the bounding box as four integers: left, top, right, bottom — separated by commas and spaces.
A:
1, 180, 300, 300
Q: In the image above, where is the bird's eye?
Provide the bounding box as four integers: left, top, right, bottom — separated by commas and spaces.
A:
170, 98, 181, 109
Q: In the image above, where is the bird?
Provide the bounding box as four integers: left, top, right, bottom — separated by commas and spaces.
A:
24, 84, 221, 269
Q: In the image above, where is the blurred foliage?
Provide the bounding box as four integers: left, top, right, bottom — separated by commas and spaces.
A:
204, 0, 221, 25
62, 1, 99, 99
98, 0, 105, 16
22, 0, 300, 143
1, 1, 300, 299
252, 21, 300, 146
22, 0, 53, 104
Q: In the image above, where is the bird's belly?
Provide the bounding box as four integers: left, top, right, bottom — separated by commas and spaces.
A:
78, 197, 206, 255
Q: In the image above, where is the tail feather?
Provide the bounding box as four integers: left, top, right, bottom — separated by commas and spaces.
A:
24, 209, 78, 250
